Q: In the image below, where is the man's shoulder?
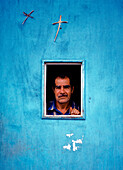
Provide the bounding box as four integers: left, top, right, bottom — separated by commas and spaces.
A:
47, 101, 54, 110
47, 101, 55, 115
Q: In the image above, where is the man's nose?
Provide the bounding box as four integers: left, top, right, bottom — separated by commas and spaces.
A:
60, 87, 65, 93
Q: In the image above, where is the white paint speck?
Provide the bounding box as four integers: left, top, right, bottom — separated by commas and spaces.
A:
63, 144, 71, 151
72, 140, 78, 151
75, 139, 82, 144
72, 139, 83, 151
66, 133, 74, 137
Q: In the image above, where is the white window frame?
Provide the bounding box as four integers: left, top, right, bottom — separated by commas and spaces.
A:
41, 60, 86, 120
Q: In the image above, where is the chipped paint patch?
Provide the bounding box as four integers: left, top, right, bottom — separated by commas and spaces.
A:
72, 139, 83, 151
66, 133, 74, 137
63, 134, 84, 151
74, 139, 82, 144
63, 144, 71, 151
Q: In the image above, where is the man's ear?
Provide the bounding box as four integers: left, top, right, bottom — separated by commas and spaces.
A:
71, 86, 74, 94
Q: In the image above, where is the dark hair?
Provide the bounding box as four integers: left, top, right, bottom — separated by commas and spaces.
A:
52, 71, 74, 89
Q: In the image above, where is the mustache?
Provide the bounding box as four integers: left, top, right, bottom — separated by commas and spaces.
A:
58, 94, 68, 98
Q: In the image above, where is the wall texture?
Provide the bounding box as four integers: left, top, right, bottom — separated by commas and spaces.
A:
0, 0, 122, 169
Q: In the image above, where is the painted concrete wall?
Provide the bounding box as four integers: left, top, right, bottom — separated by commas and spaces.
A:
0, 0, 122, 169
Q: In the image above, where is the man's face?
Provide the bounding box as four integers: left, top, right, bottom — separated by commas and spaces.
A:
53, 76, 74, 104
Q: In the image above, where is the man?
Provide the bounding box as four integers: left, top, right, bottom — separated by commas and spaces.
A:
47, 73, 80, 115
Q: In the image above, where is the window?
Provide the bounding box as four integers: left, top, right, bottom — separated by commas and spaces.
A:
42, 60, 85, 119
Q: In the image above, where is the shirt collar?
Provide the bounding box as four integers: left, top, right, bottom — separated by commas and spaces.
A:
48, 100, 76, 111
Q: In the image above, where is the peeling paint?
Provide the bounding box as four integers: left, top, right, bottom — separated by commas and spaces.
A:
63, 144, 71, 151
73, 139, 82, 144
66, 133, 74, 137
72, 141, 78, 151
72, 139, 83, 151
63, 135, 84, 151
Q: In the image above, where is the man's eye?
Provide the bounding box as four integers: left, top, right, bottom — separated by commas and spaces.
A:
64, 85, 70, 89
55, 86, 61, 89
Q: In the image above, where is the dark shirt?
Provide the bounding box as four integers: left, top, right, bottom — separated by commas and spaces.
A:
47, 100, 80, 115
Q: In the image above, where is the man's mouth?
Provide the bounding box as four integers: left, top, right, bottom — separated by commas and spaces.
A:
58, 95, 68, 98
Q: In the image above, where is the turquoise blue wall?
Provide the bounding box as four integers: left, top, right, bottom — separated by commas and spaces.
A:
0, 0, 122, 169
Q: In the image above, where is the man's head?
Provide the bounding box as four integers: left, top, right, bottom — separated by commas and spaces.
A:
52, 74, 74, 105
